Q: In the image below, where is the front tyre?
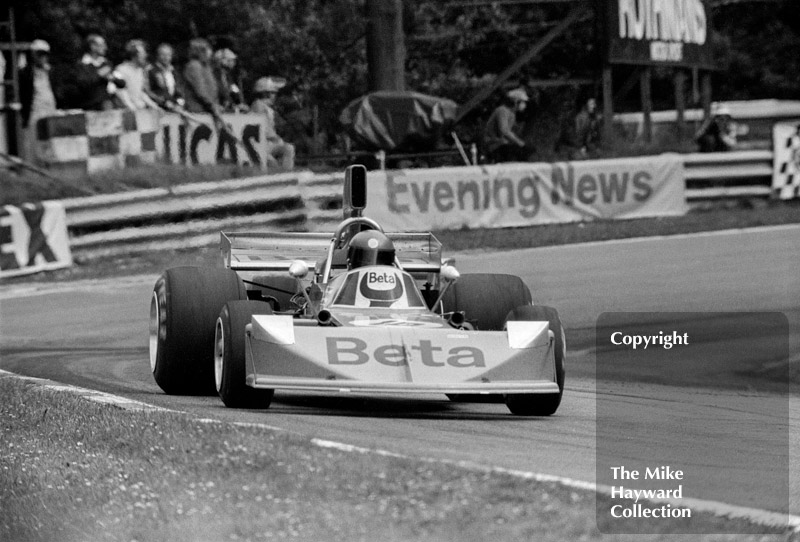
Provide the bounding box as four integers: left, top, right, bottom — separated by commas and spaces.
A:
215, 301, 275, 409
149, 266, 246, 395
504, 305, 566, 416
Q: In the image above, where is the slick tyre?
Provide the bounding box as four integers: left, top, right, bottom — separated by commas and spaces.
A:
504, 305, 566, 416
149, 266, 246, 395
442, 273, 532, 403
215, 301, 275, 409
441, 273, 532, 331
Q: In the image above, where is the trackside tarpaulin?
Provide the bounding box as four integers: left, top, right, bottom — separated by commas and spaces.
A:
367, 154, 687, 231
0, 202, 72, 278
772, 121, 800, 200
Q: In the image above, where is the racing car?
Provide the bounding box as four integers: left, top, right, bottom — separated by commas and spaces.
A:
149, 165, 565, 415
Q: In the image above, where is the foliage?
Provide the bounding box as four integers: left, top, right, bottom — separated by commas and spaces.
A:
8, 0, 800, 155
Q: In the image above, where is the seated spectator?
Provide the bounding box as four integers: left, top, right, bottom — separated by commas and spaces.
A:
115, 39, 159, 110
182, 38, 221, 117
75, 34, 126, 110
484, 88, 532, 163
147, 43, 184, 110
213, 48, 246, 112
251, 76, 295, 170
695, 103, 737, 152
557, 96, 602, 159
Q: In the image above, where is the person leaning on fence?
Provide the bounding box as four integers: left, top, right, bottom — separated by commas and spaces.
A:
147, 43, 184, 110
484, 88, 532, 163
213, 48, 246, 113
182, 38, 221, 117
695, 103, 737, 152
75, 34, 126, 110
251, 76, 295, 170
115, 40, 159, 110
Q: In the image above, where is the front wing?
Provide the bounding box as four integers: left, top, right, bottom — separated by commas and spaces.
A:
244, 315, 559, 395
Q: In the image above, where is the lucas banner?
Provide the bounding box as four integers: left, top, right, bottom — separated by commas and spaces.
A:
367, 154, 687, 231
0, 202, 73, 278
157, 113, 270, 168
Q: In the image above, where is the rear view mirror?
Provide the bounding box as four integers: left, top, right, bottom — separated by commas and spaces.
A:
343, 165, 367, 218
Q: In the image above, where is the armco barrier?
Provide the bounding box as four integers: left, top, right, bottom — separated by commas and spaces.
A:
53, 151, 773, 261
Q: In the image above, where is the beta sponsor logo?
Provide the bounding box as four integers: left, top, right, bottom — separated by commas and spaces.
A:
326, 337, 485, 367
386, 163, 652, 219
364, 271, 397, 291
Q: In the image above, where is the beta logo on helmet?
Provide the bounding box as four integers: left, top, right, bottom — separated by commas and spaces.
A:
347, 230, 396, 269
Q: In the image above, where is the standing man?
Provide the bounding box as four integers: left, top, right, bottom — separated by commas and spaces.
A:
20, 39, 57, 128
75, 34, 125, 110
147, 43, 184, 110
484, 88, 531, 163
19, 39, 57, 162
251, 76, 295, 170
182, 38, 220, 117
115, 39, 158, 110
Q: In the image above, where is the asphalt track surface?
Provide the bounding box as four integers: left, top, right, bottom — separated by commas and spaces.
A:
2, 225, 799, 525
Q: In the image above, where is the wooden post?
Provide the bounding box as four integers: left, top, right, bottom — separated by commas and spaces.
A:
701, 71, 712, 119
366, 0, 405, 91
640, 67, 652, 144
602, 65, 613, 145
674, 69, 687, 141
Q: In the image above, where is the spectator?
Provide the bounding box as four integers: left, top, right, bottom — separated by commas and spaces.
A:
115, 39, 158, 110
20, 39, 57, 128
213, 48, 245, 112
147, 43, 184, 110
483, 88, 532, 163
182, 38, 220, 116
251, 76, 295, 170
19, 39, 57, 163
75, 34, 125, 110
557, 96, 602, 159
695, 103, 737, 152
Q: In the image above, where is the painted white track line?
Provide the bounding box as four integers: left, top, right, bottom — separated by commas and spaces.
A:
1, 367, 797, 532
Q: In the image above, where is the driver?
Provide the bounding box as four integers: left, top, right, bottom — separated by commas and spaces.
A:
346, 230, 396, 269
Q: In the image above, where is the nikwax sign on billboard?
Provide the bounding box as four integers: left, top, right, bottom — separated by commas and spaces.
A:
606, 0, 713, 67
367, 155, 687, 231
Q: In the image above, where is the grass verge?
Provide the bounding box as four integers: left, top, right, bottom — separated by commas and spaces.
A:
0, 376, 788, 542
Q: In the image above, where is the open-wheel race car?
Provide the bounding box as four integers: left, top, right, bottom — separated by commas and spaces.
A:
149, 166, 565, 416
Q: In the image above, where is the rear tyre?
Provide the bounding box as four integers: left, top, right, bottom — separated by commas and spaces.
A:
504, 305, 566, 416
441, 273, 532, 330
215, 301, 275, 409
149, 266, 246, 395
442, 273, 532, 403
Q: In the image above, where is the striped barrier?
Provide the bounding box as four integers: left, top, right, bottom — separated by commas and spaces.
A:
33, 110, 271, 176
0, 150, 773, 268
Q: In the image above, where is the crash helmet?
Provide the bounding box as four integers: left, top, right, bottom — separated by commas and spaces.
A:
347, 230, 395, 269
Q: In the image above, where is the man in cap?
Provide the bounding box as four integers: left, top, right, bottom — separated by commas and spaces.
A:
19, 39, 57, 161
251, 76, 295, 170
213, 48, 245, 112
484, 87, 532, 163
695, 103, 737, 152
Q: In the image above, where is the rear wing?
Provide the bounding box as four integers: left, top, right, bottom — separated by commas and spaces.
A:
221, 231, 443, 275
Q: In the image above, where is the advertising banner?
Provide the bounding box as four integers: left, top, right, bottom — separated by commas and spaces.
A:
157, 113, 269, 168
605, 0, 713, 68
772, 121, 800, 200
0, 202, 73, 278
367, 155, 686, 231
